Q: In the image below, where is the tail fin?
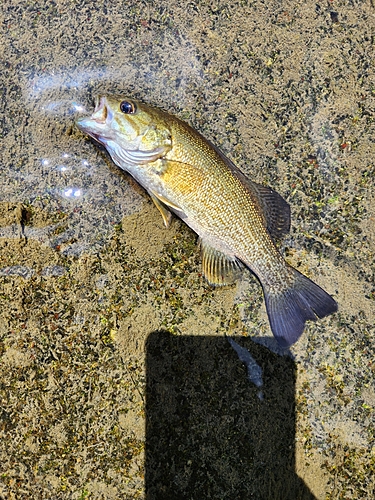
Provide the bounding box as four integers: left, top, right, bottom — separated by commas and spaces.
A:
263, 269, 338, 348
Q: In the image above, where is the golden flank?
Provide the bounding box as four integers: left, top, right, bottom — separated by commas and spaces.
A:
76, 96, 337, 348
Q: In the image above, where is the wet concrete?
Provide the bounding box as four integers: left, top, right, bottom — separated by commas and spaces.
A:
1, 1, 375, 498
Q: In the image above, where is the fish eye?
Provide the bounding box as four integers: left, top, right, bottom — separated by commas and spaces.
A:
120, 101, 137, 114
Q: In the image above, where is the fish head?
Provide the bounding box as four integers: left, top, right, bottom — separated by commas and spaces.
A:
76, 96, 172, 166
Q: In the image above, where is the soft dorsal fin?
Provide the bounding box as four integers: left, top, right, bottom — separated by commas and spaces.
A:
205, 137, 291, 241
247, 181, 291, 241
200, 238, 244, 286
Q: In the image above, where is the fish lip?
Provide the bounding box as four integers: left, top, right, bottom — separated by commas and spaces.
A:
91, 96, 108, 124
94, 95, 105, 114
76, 96, 112, 139
94, 95, 101, 112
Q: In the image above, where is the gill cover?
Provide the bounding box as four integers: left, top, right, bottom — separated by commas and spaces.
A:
77, 96, 172, 165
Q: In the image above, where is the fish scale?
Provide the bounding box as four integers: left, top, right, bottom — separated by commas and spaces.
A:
159, 123, 284, 278
76, 95, 338, 348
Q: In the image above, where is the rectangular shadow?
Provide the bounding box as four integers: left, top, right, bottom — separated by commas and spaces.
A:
145, 331, 316, 500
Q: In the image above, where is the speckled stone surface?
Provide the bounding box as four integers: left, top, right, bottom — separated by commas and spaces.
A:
1, 1, 374, 498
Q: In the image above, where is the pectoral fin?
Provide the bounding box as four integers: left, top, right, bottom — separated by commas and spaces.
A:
200, 238, 244, 286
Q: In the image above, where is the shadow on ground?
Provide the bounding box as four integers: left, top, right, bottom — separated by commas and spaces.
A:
146, 331, 315, 500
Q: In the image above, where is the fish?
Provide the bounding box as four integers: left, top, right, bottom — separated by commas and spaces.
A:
76, 96, 338, 348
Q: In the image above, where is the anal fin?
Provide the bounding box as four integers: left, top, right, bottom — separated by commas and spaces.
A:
200, 238, 244, 286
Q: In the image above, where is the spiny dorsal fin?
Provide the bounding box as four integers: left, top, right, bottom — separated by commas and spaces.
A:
200, 238, 244, 286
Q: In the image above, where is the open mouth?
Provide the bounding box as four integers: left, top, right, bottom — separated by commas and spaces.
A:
91, 96, 108, 123
76, 96, 112, 140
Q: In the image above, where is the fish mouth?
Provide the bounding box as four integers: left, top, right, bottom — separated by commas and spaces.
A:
93, 96, 107, 120
76, 96, 113, 140
90, 96, 112, 124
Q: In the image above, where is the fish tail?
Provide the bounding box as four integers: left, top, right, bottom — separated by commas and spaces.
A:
263, 268, 338, 348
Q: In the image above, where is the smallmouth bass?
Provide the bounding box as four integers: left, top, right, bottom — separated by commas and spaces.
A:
76, 96, 337, 348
